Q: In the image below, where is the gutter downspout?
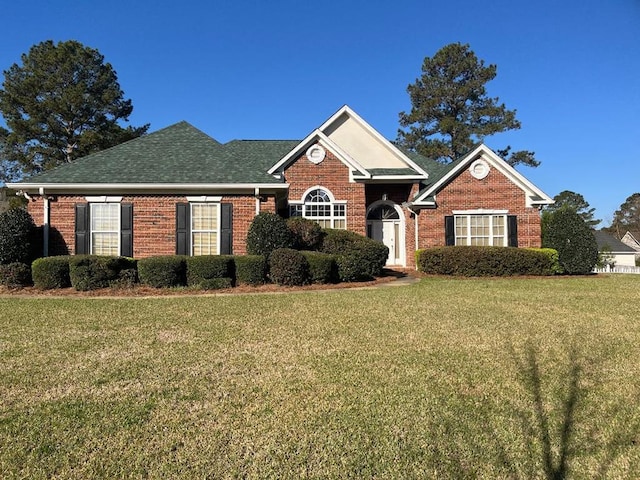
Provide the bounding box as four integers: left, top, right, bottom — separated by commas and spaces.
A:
39, 187, 49, 257
255, 188, 261, 215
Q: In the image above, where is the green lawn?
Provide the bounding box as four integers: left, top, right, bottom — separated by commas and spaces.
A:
1, 275, 640, 478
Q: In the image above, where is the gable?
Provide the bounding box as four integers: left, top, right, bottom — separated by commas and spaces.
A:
412, 144, 553, 208
268, 106, 427, 180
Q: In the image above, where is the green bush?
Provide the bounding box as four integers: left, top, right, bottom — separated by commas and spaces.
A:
186, 255, 235, 287
31, 256, 71, 289
527, 247, 562, 274
0, 208, 36, 265
416, 246, 555, 276
234, 255, 267, 285
269, 248, 310, 286
301, 251, 337, 284
69, 256, 138, 291
321, 229, 388, 280
138, 256, 187, 288
287, 217, 324, 250
542, 209, 599, 274
246, 212, 295, 258
0, 262, 32, 288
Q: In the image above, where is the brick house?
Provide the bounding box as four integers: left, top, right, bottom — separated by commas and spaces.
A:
8, 105, 553, 268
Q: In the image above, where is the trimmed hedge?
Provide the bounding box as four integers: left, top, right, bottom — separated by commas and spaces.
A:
186, 255, 235, 288
0, 208, 36, 265
246, 212, 295, 258
69, 256, 137, 291
321, 229, 389, 281
287, 217, 324, 251
416, 246, 555, 276
31, 256, 71, 289
138, 256, 187, 288
527, 247, 562, 274
234, 255, 267, 285
301, 251, 336, 284
0, 262, 32, 288
269, 248, 310, 286
542, 209, 598, 275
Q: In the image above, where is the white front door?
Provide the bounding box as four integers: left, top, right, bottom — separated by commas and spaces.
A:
369, 219, 403, 266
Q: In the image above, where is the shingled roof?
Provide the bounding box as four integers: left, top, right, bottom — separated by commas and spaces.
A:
20, 122, 293, 185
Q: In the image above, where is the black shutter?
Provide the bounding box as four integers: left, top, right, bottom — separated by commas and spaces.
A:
120, 203, 133, 257
176, 203, 190, 255
220, 203, 233, 255
445, 216, 455, 246
508, 215, 518, 247
75, 203, 90, 254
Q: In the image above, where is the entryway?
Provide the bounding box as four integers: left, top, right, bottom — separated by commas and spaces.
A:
366, 201, 405, 267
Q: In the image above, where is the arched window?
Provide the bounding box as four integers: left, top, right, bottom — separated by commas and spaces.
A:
289, 187, 346, 229
367, 204, 400, 220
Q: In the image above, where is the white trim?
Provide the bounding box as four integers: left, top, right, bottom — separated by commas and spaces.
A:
306, 145, 326, 164
413, 144, 553, 207
268, 129, 371, 179
9, 183, 289, 194
453, 209, 508, 215
186, 195, 222, 202
85, 195, 123, 202
317, 105, 429, 178
190, 202, 221, 256
454, 213, 508, 247
469, 159, 490, 179
89, 202, 121, 256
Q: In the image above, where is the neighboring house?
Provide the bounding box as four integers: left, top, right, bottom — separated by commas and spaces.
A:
621, 231, 640, 256
7, 106, 553, 268
594, 231, 638, 267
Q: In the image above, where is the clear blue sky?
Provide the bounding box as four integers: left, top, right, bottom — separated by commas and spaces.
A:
2, 0, 639, 226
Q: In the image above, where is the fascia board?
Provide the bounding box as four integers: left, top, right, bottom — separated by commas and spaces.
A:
319, 105, 429, 178
413, 144, 554, 205
10, 183, 290, 194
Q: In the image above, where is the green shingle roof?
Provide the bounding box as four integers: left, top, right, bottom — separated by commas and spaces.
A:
22, 122, 295, 185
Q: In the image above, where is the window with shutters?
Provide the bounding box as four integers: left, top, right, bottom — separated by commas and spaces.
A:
288, 187, 346, 229
454, 214, 506, 246
90, 203, 120, 255
191, 203, 219, 255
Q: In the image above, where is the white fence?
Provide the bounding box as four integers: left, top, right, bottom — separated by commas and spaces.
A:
593, 265, 640, 274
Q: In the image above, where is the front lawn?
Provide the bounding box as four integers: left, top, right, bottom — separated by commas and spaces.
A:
1, 275, 639, 478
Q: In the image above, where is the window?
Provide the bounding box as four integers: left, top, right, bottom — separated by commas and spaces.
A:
90, 203, 120, 255
191, 203, 219, 255
75, 200, 133, 257
446, 213, 517, 247
289, 187, 346, 229
176, 202, 233, 256
454, 214, 506, 246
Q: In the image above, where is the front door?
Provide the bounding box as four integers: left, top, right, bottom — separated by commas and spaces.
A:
367, 202, 404, 266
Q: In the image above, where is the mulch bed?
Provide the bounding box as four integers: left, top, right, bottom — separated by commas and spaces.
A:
0, 269, 419, 298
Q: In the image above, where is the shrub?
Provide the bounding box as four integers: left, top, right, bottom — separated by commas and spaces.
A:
543, 209, 599, 274
0, 208, 36, 265
301, 251, 337, 284
246, 212, 295, 258
287, 217, 324, 250
0, 262, 32, 288
269, 248, 310, 286
234, 255, 267, 285
69, 256, 138, 291
321, 229, 389, 281
138, 256, 187, 288
527, 247, 562, 274
31, 256, 71, 289
186, 255, 235, 287
416, 246, 555, 276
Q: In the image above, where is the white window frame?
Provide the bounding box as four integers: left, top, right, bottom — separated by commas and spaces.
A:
452, 210, 508, 247
89, 202, 121, 256
190, 202, 221, 256
289, 186, 347, 229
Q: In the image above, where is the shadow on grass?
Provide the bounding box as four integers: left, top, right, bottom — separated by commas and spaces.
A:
506, 343, 640, 479
421, 343, 640, 478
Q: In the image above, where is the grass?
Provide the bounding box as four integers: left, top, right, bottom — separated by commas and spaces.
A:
1, 275, 640, 478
